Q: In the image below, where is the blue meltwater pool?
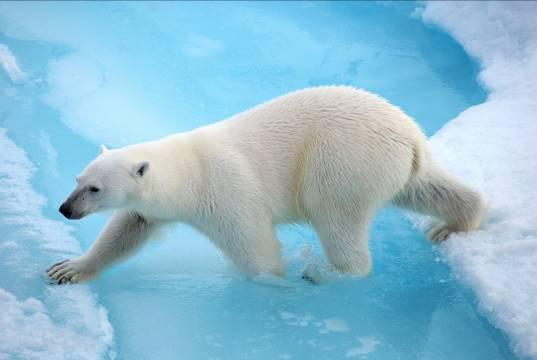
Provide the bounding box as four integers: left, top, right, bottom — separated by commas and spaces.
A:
0, 2, 518, 359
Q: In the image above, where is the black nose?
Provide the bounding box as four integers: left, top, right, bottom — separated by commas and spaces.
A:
59, 203, 72, 219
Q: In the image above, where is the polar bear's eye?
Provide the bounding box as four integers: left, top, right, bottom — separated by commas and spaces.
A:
89, 186, 100, 193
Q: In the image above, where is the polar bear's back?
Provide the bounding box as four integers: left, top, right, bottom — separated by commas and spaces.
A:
224, 86, 426, 163
229, 86, 423, 133
197, 86, 428, 223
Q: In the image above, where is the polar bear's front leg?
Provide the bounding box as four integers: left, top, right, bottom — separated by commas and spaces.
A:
203, 214, 285, 277
48, 211, 157, 284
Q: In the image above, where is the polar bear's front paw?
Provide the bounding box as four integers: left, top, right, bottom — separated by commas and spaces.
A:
427, 223, 454, 243
47, 257, 97, 284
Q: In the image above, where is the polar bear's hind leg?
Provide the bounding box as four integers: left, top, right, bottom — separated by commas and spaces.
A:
394, 165, 486, 242
310, 209, 374, 276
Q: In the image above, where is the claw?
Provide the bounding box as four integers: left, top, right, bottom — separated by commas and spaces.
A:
427, 223, 454, 243
48, 262, 69, 278
45, 257, 94, 285
47, 259, 68, 273
42, 273, 58, 285
59, 275, 73, 285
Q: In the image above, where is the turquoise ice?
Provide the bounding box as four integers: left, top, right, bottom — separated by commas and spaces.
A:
0, 2, 520, 359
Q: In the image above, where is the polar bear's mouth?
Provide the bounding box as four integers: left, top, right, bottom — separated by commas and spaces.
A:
59, 201, 87, 220
69, 211, 87, 220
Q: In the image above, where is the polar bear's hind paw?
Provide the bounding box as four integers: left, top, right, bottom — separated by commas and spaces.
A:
427, 223, 454, 243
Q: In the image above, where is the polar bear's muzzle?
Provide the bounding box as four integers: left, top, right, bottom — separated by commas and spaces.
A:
59, 189, 88, 220
59, 201, 86, 220
59, 201, 73, 219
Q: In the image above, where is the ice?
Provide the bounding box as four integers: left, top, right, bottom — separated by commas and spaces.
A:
345, 337, 380, 358
279, 311, 314, 327
419, 2, 537, 359
0, 2, 485, 143
0, 43, 26, 84
182, 33, 224, 58
252, 273, 296, 288
319, 318, 351, 333
0, 129, 113, 359
0, 2, 525, 359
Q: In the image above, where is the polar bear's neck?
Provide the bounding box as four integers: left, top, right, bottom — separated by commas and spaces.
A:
127, 134, 203, 222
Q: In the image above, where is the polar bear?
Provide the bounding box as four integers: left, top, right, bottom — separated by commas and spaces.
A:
48, 86, 486, 284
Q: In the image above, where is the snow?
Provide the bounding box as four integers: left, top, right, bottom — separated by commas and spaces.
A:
420, 2, 537, 359
0, 43, 26, 84
0, 288, 112, 360
0, 129, 113, 359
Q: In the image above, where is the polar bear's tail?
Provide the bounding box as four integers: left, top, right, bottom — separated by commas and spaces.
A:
409, 143, 425, 179
394, 158, 487, 240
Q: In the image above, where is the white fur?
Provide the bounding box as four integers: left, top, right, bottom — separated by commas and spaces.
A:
48, 86, 486, 283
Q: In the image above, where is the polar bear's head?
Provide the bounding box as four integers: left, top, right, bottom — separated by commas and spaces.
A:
59, 145, 149, 219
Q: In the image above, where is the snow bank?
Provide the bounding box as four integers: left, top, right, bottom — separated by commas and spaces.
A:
0, 129, 113, 359
420, 2, 537, 358
0, 288, 112, 360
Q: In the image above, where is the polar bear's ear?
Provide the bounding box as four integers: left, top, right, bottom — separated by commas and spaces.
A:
99, 144, 109, 154
133, 161, 150, 178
